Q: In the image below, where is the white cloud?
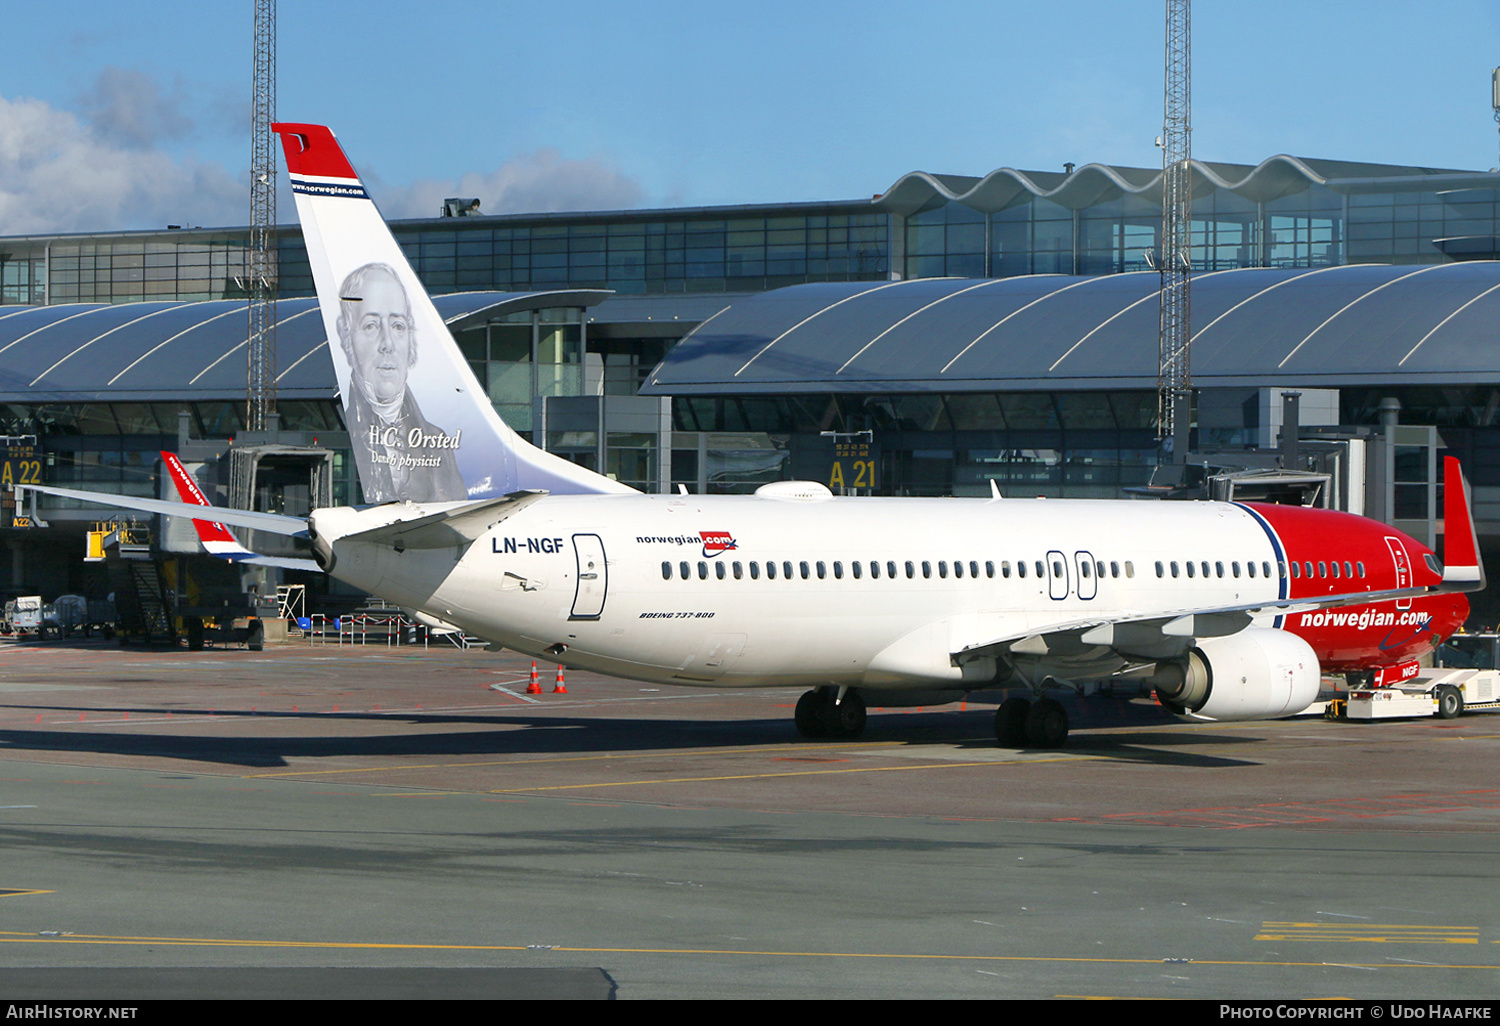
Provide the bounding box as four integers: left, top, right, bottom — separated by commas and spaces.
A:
76, 66, 193, 150
379, 148, 644, 219
0, 87, 245, 234
0, 73, 644, 235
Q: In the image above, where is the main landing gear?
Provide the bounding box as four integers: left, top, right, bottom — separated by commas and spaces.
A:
794, 686, 867, 739
994, 696, 1069, 749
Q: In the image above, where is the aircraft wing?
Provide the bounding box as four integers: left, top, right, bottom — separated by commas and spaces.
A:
954, 582, 1455, 666
954, 454, 1486, 666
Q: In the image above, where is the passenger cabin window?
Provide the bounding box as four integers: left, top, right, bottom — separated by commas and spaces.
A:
662, 561, 672, 580
972, 561, 981, 578
698, 562, 708, 579
800, 561, 810, 580
1357, 561, 1366, 578
1170, 561, 1179, 578
815, 561, 825, 580
985, 561, 994, 578
1215, 561, 1225, 578
679, 561, 690, 580
1155, 561, 1164, 578
1185, 561, 1195, 578
1035, 561, 1045, 578
1110, 561, 1120, 578
766, 561, 777, 580
1017, 561, 1027, 579
1330, 562, 1340, 579
870, 561, 880, 580
733, 562, 743, 579
783, 561, 793, 579
1124, 561, 1134, 578
833, 561, 843, 579
952, 561, 962, 579
1318, 561, 1327, 578
750, 561, 760, 580
1247, 562, 1256, 578
851, 561, 861, 580
922, 561, 932, 579
1232, 561, 1240, 578
906, 561, 916, 579
887, 561, 897, 579
716, 562, 726, 580
1002, 561, 1012, 578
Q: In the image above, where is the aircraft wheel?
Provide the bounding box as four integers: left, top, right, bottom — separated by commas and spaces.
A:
1435, 684, 1464, 720
995, 697, 1031, 747
794, 690, 828, 739
818, 689, 866, 739
1025, 698, 1069, 748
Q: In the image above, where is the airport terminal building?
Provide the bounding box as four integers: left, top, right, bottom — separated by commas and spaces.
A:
3, 152, 1500, 611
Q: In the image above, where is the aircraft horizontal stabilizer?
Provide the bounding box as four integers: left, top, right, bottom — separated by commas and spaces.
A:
17, 485, 309, 537
340, 491, 549, 550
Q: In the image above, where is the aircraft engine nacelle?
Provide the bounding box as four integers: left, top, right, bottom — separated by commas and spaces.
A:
1151, 627, 1320, 722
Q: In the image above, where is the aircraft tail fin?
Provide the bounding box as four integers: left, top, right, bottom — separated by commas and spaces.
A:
1441, 455, 1485, 591
272, 123, 634, 503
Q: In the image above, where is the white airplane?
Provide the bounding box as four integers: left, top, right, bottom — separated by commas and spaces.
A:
23, 123, 1484, 749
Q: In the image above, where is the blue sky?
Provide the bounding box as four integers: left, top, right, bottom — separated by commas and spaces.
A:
2, 1, 1498, 233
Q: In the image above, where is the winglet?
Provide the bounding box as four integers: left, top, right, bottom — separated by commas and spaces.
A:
161, 451, 238, 550
160, 451, 322, 571
1442, 455, 1485, 590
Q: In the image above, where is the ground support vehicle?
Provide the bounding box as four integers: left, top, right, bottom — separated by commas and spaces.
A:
1334, 668, 1500, 720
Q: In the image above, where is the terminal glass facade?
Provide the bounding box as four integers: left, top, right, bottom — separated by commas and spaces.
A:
7, 160, 1496, 309
12, 203, 890, 308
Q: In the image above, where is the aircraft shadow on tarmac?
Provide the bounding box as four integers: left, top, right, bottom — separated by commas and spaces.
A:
0, 698, 1265, 769
0, 811, 1212, 872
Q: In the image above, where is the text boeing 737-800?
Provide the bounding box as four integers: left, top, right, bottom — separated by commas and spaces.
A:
21, 122, 1485, 749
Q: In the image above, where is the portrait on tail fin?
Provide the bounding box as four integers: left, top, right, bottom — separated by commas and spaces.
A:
336, 262, 465, 503
273, 120, 633, 501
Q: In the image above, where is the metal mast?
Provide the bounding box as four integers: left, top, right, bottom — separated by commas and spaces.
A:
1492, 67, 1500, 169
1158, 0, 1191, 462
247, 0, 277, 433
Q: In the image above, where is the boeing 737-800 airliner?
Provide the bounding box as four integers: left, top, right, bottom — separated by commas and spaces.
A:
23, 122, 1484, 749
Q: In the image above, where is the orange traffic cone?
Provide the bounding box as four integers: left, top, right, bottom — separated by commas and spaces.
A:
552, 664, 567, 694
526, 660, 542, 694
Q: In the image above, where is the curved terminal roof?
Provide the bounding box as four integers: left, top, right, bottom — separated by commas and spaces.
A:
642, 262, 1500, 395
0, 290, 609, 403
873, 156, 1486, 215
